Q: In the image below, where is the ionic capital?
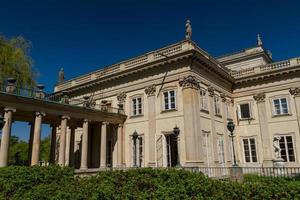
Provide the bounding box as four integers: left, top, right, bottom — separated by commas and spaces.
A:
60, 115, 70, 120
118, 124, 124, 128
145, 85, 156, 96
117, 92, 127, 103
289, 87, 300, 97
4, 107, 16, 113
102, 121, 109, 126
207, 86, 215, 97
179, 75, 200, 90
82, 118, 90, 123
253, 93, 266, 103
35, 111, 46, 117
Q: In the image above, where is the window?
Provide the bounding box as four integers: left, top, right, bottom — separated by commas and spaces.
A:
273, 98, 289, 115
279, 136, 295, 162
200, 89, 208, 110
239, 103, 251, 119
226, 102, 232, 119
243, 138, 257, 163
132, 97, 142, 116
132, 134, 143, 167
217, 136, 225, 165
214, 96, 221, 115
163, 90, 176, 110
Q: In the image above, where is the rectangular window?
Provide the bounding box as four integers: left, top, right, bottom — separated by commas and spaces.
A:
279, 136, 295, 162
239, 103, 251, 119
200, 90, 208, 110
132, 135, 143, 167
243, 138, 257, 163
273, 98, 289, 115
132, 97, 142, 116
163, 90, 176, 110
226, 102, 232, 119
214, 96, 221, 115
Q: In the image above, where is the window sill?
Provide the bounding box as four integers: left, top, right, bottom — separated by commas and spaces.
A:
272, 113, 292, 118
215, 114, 222, 118
130, 114, 144, 118
200, 109, 209, 114
239, 117, 254, 121
161, 109, 177, 113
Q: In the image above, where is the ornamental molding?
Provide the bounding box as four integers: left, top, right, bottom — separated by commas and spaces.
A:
145, 85, 156, 96
117, 92, 127, 103
179, 75, 199, 90
207, 86, 215, 97
289, 87, 300, 97
253, 93, 266, 102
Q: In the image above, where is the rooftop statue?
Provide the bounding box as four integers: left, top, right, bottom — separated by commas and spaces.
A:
58, 68, 65, 83
185, 19, 192, 40
257, 34, 263, 46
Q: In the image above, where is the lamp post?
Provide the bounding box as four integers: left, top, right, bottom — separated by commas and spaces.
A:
132, 130, 138, 167
173, 125, 181, 167
227, 121, 238, 166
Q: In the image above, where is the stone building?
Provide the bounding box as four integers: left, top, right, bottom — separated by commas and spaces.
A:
54, 23, 300, 170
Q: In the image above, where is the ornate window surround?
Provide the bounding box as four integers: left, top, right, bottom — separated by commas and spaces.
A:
240, 135, 259, 165
129, 94, 144, 118
269, 94, 292, 117
160, 86, 178, 113
236, 100, 255, 121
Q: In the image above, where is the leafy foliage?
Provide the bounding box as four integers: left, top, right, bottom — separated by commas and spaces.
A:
0, 167, 300, 199
0, 35, 36, 87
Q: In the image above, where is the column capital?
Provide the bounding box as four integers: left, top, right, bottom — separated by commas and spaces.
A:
35, 111, 46, 117
82, 118, 90, 123
145, 85, 156, 96
253, 93, 266, 103
4, 107, 16, 112
220, 93, 227, 102
289, 87, 300, 97
102, 121, 109, 126
60, 115, 70, 120
179, 75, 200, 90
118, 124, 124, 128
117, 92, 127, 104
207, 86, 215, 97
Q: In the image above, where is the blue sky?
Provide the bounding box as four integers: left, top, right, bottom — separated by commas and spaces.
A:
1, 0, 300, 140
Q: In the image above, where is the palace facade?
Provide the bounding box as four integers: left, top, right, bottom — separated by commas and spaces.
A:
54, 28, 300, 170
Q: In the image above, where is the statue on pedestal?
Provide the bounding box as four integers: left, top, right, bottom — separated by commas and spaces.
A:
185, 19, 192, 40
58, 68, 65, 83
273, 136, 282, 159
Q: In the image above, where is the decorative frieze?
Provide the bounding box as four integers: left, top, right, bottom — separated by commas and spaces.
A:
253, 93, 266, 102
145, 85, 156, 96
117, 92, 127, 103
179, 75, 199, 90
289, 87, 300, 97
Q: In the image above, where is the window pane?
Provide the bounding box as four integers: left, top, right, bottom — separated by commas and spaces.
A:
240, 104, 250, 118
273, 99, 281, 115
279, 137, 287, 162
243, 139, 250, 163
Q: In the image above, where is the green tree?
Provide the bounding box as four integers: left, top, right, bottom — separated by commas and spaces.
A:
0, 35, 36, 88
40, 135, 51, 162
8, 135, 28, 165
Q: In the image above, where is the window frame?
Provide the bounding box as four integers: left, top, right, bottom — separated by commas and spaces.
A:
272, 97, 290, 116
199, 88, 209, 112
242, 137, 258, 163
238, 102, 252, 120
214, 95, 221, 116
162, 89, 177, 112
275, 134, 296, 163
131, 95, 143, 117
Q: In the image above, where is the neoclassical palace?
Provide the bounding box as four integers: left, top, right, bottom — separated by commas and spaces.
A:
49, 23, 300, 170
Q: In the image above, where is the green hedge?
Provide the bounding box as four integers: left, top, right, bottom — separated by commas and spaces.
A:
0, 166, 300, 199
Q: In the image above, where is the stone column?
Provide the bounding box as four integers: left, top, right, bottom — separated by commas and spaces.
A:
49, 124, 57, 164
80, 119, 89, 169
31, 112, 45, 166
208, 86, 218, 164
100, 122, 108, 168
179, 75, 201, 166
116, 124, 123, 168
65, 128, 71, 166
58, 115, 69, 166
27, 121, 35, 165
290, 88, 300, 132
253, 93, 273, 166
220, 94, 230, 166
0, 108, 15, 167
145, 85, 156, 167
69, 127, 76, 167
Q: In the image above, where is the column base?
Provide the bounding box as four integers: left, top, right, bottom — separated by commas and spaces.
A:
262, 159, 274, 167
147, 162, 156, 168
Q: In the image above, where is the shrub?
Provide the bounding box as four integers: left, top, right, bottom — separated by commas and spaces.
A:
0, 166, 300, 199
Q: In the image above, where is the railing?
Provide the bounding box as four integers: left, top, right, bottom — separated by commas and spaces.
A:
55, 40, 196, 92
183, 167, 230, 178
230, 57, 300, 79
0, 84, 125, 115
